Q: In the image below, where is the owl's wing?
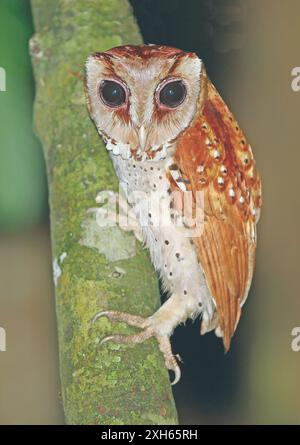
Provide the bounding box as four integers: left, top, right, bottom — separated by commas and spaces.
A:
170, 71, 262, 351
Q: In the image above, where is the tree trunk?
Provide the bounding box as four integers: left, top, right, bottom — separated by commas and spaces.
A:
30, 0, 178, 425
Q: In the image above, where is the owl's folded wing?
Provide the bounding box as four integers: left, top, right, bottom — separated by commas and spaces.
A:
171, 74, 262, 350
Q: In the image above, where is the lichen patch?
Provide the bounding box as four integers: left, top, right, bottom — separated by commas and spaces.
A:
80, 210, 136, 262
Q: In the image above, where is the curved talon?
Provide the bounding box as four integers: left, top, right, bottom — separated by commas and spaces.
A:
175, 354, 183, 364
100, 335, 116, 345
156, 335, 182, 385
92, 311, 111, 325
170, 364, 181, 386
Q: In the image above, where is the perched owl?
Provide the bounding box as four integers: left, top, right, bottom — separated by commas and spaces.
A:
85, 45, 262, 384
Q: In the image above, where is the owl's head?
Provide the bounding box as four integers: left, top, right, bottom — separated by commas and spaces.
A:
86, 45, 204, 155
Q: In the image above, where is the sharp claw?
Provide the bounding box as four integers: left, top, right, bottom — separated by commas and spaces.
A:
175, 354, 183, 364
92, 311, 110, 325
170, 364, 181, 386
100, 335, 116, 346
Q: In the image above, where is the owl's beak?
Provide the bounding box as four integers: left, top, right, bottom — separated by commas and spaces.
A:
138, 125, 147, 151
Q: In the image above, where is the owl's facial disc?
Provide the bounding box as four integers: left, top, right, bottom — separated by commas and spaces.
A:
86, 45, 202, 156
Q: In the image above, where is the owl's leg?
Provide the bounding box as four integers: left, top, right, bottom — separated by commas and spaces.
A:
93, 293, 197, 385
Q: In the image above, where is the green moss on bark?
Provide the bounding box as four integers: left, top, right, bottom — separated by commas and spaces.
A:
30, 0, 178, 425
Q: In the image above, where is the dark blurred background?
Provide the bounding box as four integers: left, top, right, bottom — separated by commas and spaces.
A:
0, 0, 299, 424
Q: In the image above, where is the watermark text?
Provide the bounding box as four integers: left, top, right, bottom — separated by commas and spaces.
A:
0, 67, 6, 92
291, 67, 300, 92
291, 327, 300, 352
0, 327, 6, 352
93, 183, 205, 238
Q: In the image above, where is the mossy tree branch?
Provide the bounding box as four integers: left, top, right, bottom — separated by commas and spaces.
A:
30, 0, 178, 425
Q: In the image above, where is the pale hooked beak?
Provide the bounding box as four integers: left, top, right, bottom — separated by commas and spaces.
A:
138, 125, 147, 151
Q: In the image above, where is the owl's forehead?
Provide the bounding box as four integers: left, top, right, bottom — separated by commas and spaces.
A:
110, 57, 175, 82
96, 45, 199, 85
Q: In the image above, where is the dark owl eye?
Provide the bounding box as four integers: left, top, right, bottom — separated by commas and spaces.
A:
158, 80, 187, 108
99, 80, 126, 107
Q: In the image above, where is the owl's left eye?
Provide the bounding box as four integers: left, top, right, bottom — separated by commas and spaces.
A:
99, 80, 127, 108
158, 80, 187, 108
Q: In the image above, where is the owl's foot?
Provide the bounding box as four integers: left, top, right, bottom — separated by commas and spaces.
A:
92, 310, 181, 385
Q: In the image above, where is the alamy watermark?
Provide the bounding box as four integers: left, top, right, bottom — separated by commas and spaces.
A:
291, 67, 300, 92
291, 327, 300, 352
0, 67, 6, 92
93, 183, 205, 238
0, 327, 6, 352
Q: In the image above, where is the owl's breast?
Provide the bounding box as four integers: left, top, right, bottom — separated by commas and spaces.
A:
109, 151, 215, 321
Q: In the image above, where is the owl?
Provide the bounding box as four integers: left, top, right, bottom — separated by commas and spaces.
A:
85, 45, 262, 384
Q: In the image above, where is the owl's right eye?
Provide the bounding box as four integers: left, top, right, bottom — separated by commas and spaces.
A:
99, 80, 127, 108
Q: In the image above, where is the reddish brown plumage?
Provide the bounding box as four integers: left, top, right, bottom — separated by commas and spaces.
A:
172, 70, 262, 350
103, 44, 184, 60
